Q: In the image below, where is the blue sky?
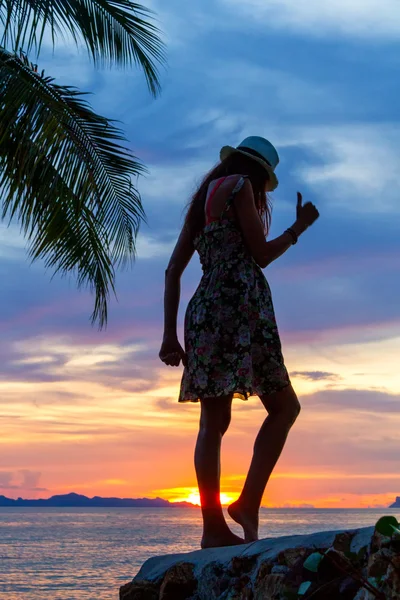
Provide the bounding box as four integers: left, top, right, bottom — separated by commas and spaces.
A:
1, 0, 400, 506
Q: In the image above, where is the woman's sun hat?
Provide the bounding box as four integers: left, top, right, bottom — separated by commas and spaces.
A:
220, 136, 279, 191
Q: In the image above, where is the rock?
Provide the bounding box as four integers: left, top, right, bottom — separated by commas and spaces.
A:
305, 577, 350, 600
230, 555, 258, 576
222, 584, 253, 600
367, 547, 391, 578
370, 528, 391, 554
230, 574, 252, 598
196, 561, 229, 599
254, 560, 272, 583
159, 562, 197, 600
253, 573, 285, 600
386, 554, 400, 600
119, 580, 158, 600
338, 576, 361, 600
333, 531, 356, 553
277, 546, 308, 568
270, 565, 289, 575
353, 588, 376, 600
121, 525, 398, 600
319, 547, 351, 580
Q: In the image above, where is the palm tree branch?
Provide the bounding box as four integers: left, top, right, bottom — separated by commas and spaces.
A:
0, 0, 166, 95
0, 47, 147, 326
0, 118, 117, 327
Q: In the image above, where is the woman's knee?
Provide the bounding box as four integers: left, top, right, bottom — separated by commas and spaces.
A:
288, 395, 301, 424
200, 410, 231, 436
218, 411, 232, 435
200, 397, 232, 436
262, 385, 301, 425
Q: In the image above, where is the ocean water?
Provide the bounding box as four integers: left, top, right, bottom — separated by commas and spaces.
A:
1, 507, 399, 599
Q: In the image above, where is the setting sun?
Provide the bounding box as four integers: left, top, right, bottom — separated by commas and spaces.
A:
220, 493, 236, 506
184, 492, 236, 506
185, 492, 201, 505
161, 487, 237, 506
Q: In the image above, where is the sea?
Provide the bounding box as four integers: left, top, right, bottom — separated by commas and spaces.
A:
1, 507, 399, 599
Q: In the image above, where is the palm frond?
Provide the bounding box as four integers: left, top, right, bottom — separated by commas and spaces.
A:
0, 47, 147, 327
0, 0, 166, 96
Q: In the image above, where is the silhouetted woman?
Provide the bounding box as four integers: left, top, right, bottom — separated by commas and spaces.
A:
159, 136, 319, 548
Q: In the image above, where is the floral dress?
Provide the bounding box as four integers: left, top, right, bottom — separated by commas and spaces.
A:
178, 175, 290, 403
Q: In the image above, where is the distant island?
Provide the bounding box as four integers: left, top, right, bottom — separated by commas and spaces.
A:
1, 493, 399, 509
0, 492, 197, 508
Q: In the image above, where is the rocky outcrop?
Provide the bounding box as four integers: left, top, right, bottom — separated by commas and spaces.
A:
121, 524, 400, 599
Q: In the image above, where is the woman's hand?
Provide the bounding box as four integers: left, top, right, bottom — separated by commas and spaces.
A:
295, 192, 319, 233
159, 334, 187, 367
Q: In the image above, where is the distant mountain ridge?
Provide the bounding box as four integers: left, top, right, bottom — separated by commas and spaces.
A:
0, 492, 196, 508
1, 493, 398, 508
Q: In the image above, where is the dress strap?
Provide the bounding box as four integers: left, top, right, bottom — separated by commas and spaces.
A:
205, 175, 248, 224
221, 175, 248, 216
205, 177, 227, 224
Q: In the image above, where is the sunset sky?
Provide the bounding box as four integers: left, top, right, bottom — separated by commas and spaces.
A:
1, 0, 400, 509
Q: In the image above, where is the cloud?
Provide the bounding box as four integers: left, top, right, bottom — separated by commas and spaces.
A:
155, 397, 177, 411
291, 371, 341, 381
220, 0, 400, 39
19, 469, 42, 489
8, 336, 148, 370
0, 328, 168, 386
303, 388, 400, 413
0, 470, 47, 492
138, 159, 210, 208
0, 223, 27, 260
136, 233, 176, 259
282, 503, 315, 508
203, 61, 344, 121
274, 123, 400, 214
0, 472, 14, 488
229, 388, 400, 478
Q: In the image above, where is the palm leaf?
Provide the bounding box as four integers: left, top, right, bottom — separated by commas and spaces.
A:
0, 0, 166, 96
0, 47, 147, 327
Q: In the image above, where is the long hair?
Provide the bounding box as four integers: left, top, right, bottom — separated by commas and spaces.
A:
184, 151, 273, 241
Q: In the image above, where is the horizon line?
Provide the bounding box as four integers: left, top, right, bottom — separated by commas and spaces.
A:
0, 492, 397, 510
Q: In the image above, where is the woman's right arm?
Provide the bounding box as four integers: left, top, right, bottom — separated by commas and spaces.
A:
234, 179, 319, 268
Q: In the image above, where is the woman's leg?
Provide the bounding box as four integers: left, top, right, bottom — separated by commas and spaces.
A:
195, 394, 244, 548
228, 384, 300, 542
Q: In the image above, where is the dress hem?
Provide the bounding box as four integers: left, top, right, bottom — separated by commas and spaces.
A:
178, 381, 291, 403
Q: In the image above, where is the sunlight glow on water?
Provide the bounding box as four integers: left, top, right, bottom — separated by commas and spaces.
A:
0, 507, 399, 599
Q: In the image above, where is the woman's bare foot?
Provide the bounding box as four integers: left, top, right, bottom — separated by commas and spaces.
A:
228, 500, 259, 543
201, 528, 244, 549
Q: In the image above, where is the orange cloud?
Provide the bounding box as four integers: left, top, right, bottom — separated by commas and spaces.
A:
1, 326, 400, 508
